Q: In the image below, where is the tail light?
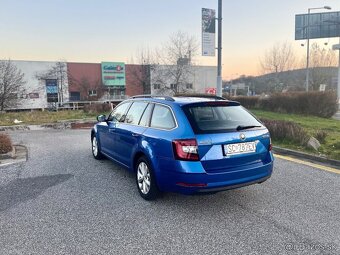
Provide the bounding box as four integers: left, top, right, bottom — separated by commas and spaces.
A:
269, 138, 272, 151
172, 139, 199, 161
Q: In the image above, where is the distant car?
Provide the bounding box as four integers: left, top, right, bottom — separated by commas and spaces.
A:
91, 95, 274, 200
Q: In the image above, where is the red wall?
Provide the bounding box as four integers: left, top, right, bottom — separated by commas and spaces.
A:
126, 64, 144, 96
67, 62, 144, 99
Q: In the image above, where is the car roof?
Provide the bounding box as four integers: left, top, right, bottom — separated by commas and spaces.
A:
129, 95, 238, 106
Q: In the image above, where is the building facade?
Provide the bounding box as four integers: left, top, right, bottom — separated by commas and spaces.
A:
3, 60, 217, 110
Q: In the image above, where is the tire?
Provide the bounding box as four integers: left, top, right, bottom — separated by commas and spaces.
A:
135, 156, 160, 200
91, 135, 104, 160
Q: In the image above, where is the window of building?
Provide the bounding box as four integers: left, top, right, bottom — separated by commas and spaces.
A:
170, 84, 177, 90
186, 83, 193, 89
70, 92, 80, 101
153, 84, 161, 90
88, 90, 97, 96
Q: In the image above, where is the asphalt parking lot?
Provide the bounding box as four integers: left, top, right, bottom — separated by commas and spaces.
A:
0, 130, 339, 255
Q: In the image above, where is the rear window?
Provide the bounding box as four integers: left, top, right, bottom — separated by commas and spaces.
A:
182, 104, 263, 134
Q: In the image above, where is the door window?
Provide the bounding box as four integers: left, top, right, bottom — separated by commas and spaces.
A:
108, 102, 131, 122
125, 102, 148, 125
139, 103, 154, 127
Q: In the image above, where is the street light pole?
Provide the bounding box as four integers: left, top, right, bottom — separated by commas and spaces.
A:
306, 8, 311, 92
305, 6, 331, 92
216, 0, 222, 97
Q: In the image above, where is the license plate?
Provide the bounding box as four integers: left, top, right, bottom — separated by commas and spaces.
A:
224, 142, 256, 155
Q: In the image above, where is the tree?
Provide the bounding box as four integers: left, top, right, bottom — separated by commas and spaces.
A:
0, 60, 26, 111
130, 47, 153, 94
260, 42, 296, 74
152, 31, 199, 95
259, 42, 297, 92
35, 61, 68, 105
309, 43, 337, 91
73, 76, 105, 101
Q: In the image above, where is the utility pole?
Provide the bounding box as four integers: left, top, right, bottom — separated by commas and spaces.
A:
216, 0, 222, 97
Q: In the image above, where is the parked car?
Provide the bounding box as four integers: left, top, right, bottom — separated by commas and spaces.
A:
91, 95, 274, 200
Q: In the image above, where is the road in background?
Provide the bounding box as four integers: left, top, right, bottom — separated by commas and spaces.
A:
0, 130, 339, 255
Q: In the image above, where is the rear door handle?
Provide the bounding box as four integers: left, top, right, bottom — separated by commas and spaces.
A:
109, 128, 115, 133
132, 133, 139, 137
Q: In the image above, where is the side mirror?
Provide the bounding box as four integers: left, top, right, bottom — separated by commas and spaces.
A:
97, 115, 106, 122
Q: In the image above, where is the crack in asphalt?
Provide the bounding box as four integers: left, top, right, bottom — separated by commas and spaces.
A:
0, 174, 74, 212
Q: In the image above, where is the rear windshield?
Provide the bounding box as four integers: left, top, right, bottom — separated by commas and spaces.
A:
182, 104, 263, 134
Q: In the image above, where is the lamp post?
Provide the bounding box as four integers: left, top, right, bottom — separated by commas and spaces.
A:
333, 41, 340, 110
305, 6, 331, 92
216, 0, 222, 97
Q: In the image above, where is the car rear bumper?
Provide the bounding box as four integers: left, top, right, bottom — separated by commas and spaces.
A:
156, 159, 274, 195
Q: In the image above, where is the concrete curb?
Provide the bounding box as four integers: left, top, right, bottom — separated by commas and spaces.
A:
0, 120, 96, 131
0, 145, 28, 167
273, 146, 340, 168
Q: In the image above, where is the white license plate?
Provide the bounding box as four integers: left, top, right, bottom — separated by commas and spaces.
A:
224, 142, 256, 155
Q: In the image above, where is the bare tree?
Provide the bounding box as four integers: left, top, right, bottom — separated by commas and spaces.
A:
130, 47, 153, 94
309, 43, 337, 91
260, 42, 296, 74
0, 60, 26, 111
35, 61, 68, 105
73, 76, 105, 101
152, 31, 199, 95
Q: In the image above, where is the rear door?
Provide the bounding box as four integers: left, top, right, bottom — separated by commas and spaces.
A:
182, 102, 271, 173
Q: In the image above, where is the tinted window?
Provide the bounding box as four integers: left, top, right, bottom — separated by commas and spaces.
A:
150, 105, 176, 130
183, 105, 262, 133
139, 103, 154, 127
108, 102, 130, 122
125, 102, 148, 125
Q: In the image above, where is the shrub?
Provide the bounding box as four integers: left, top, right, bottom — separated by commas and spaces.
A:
225, 95, 260, 109
0, 133, 12, 154
260, 118, 309, 145
83, 103, 114, 114
259, 91, 338, 118
315, 130, 327, 143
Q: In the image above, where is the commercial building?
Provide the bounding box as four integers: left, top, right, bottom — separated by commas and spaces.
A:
3, 60, 217, 110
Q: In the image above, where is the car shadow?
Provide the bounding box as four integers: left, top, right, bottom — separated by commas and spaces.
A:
0, 174, 73, 212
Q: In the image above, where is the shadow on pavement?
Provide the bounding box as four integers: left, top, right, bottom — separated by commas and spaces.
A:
0, 174, 73, 212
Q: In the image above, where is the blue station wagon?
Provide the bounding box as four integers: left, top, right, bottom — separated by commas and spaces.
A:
91, 95, 274, 200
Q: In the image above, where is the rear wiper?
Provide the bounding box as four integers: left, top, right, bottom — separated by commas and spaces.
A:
236, 125, 262, 131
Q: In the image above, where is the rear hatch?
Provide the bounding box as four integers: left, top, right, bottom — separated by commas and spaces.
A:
181, 101, 272, 173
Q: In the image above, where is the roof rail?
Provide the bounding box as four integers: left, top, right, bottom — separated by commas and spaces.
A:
131, 94, 175, 101
176, 94, 226, 100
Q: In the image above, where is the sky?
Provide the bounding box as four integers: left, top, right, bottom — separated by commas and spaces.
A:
1, 0, 340, 79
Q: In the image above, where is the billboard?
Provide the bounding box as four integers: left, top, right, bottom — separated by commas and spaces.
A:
295, 11, 340, 40
45, 79, 58, 103
101, 62, 126, 86
202, 8, 216, 56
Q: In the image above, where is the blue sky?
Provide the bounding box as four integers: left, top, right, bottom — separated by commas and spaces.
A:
1, 0, 339, 78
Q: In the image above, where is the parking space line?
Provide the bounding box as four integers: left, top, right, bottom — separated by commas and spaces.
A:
274, 154, 340, 175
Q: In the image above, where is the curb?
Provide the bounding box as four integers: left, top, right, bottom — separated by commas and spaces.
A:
0, 145, 28, 167
0, 120, 96, 131
273, 146, 340, 168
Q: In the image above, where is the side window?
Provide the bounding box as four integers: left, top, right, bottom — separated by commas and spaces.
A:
125, 102, 148, 125
108, 102, 130, 122
139, 103, 154, 127
150, 105, 176, 130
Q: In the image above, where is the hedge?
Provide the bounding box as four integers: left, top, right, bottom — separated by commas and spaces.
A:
227, 91, 338, 118
260, 119, 309, 145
